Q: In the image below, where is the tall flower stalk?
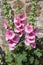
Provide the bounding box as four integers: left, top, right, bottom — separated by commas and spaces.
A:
3, 0, 14, 30
2, 0, 42, 65
29, 0, 37, 27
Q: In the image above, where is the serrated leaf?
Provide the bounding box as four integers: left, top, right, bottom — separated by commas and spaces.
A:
34, 49, 42, 58
25, 46, 32, 50
15, 51, 27, 65
29, 56, 34, 64
5, 53, 12, 62
35, 59, 39, 65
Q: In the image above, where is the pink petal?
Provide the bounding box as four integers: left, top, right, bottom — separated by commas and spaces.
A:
26, 38, 35, 43
12, 34, 20, 43
31, 43, 36, 48
8, 42, 16, 48
24, 40, 30, 46
19, 13, 26, 21
25, 24, 33, 34
18, 32, 24, 37
15, 21, 22, 27
33, 28, 39, 36
14, 16, 20, 23
20, 17, 26, 21
14, 17, 18, 23
4, 20, 8, 29
25, 34, 35, 39
14, 28, 20, 33
6, 30, 15, 40
14, 16, 20, 26
14, 25, 24, 33
9, 47, 14, 51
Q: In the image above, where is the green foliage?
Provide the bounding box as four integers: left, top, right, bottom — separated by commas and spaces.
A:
3, 0, 15, 30
15, 0, 23, 15
5, 52, 12, 63
34, 48, 42, 58
2, 0, 42, 65
29, 56, 34, 64
15, 51, 27, 65
25, 46, 32, 50
3, 0, 12, 21
34, 59, 39, 65
29, 0, 37, 28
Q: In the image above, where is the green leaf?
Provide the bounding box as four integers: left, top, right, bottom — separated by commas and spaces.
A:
35, 59, 39, 65
34, 49, 42, 58
29, 56, 34, 64
25, 46, 32, 50
5, 53, 12, 62
15, 51, 27, 65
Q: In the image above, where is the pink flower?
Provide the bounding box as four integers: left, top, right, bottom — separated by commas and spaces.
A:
14, 25, 24, 37
7, 34, 20, 50
4, 20, 8, 29
12, 34, 20, 43
14, 14, 26, 37
14, 14, 26, 27
14, 25, 24, 33
4, 13, 38, 49
14, 17, 21, 27
18, 31, 24, 37
19, 13, 26, 23
24, 39, 30, 46
33, 28, 39, 36
6, 29, 15, 41
25, 24, 33, 34
24, 33, 35, 47
31, 43, 36, 48
9, 47, 14, 51
25, 34, 35, 39
24, 24, 38, 48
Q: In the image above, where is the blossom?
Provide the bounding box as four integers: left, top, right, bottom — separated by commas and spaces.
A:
14, 17, 21, 27
24, 24, 38, 48
8, 41, 16, 50
14, 14, 26, 37
31, 43, 36, 48
6, 29, 15, 41
14, 14, 26, 27
4, 20, 8, 29
19, 13, 26, 24
25, 24, 33, 34
33, 28, 39, 36
4, 13, 38, 50
24, 33, 36, 48
14, 24, 24, 37
14, 25, 24, 33
7, 34, 20, 50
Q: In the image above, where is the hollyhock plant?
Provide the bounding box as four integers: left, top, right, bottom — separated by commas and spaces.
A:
33, 28, 39, 36
6, 29, 15, 41
3, 0, 42, 65
14, 14, 26, 27
7, 34, 20, 50
14, 14, 26, 37
24, 24, 38, 48
4, 13, 39, 50
4, 20, 8, 29
25, 24, 33, 34
19, 13, 26, 24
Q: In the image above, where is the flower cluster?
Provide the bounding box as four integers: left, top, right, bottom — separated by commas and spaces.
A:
4, 14, 38, 51
14, 14, 26, 37
24, 24, 38, 48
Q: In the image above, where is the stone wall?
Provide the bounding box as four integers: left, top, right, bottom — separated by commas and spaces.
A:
0, 0, 4, 47
0, 0, 43, 47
